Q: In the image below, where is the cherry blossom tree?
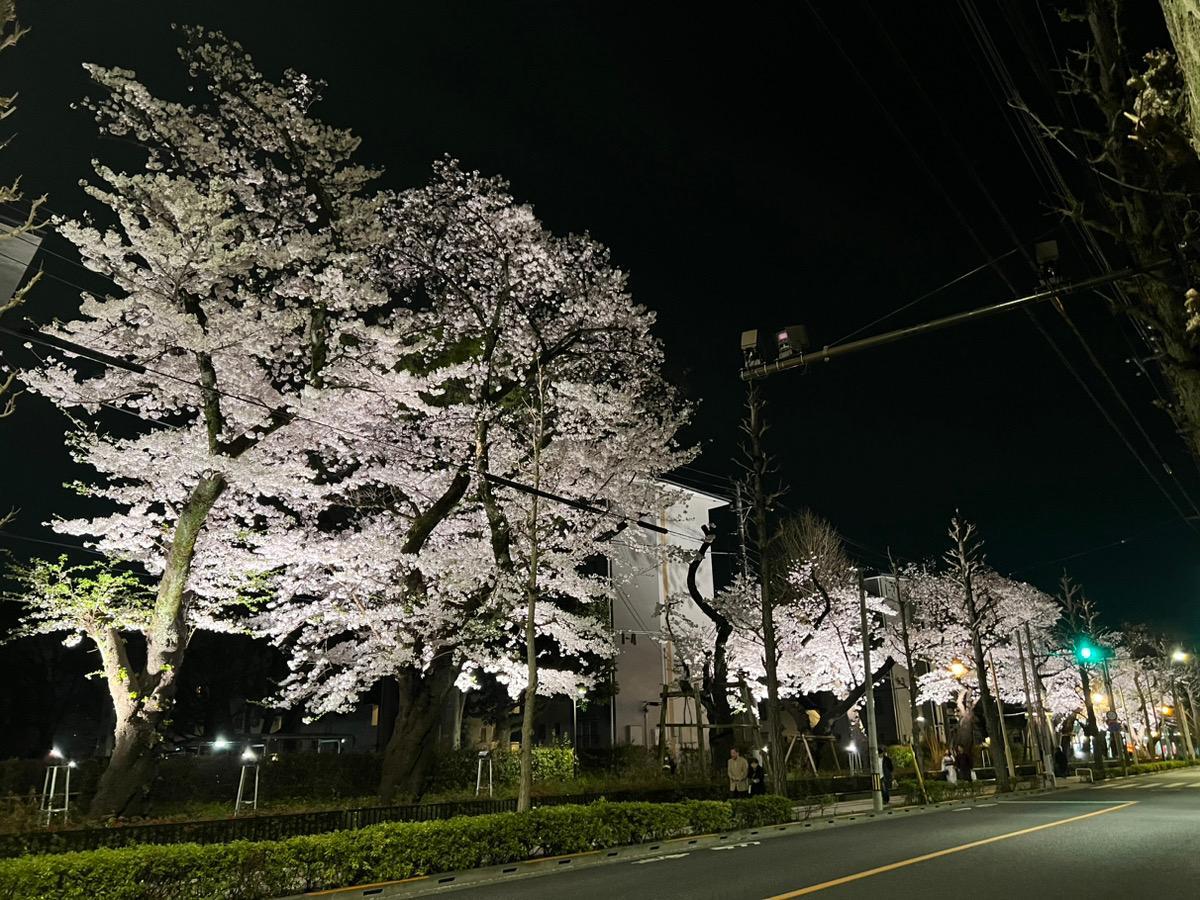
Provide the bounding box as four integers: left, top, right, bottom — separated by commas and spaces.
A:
261, 160, 691, 805
897, 533, 1060, 783
382, 161, 691, 809
15, 30, 387, 816
668, 511, 895, 775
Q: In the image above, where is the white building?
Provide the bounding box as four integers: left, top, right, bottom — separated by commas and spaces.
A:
606, 480, 728, 751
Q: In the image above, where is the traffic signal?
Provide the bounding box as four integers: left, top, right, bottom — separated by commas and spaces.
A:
1073, 637, 1108, 664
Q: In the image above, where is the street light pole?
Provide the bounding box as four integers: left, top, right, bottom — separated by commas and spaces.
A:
858, 569, 884, 812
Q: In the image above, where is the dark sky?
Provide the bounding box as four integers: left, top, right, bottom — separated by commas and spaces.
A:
1, 1, 1197, 642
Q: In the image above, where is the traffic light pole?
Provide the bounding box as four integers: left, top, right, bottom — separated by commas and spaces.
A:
1100, 658, 1128, 776
740, 261, 1168, 381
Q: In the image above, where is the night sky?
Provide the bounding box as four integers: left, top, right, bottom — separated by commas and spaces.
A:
1, 2, 1196, 642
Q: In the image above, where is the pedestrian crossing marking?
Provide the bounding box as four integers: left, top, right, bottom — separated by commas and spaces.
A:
1161, 781, 1191, 787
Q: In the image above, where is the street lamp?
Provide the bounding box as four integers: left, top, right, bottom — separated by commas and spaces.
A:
1172, 649, 1188, 663
948, 660, 968, 679
212, 736, 231, 752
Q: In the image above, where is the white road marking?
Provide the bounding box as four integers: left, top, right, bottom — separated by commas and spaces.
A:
711, 841, 762, 851
632, 853, 690, 864
1161, 781, 1190, 787
975, 802, 998, 807
1000, 800, 1127, 804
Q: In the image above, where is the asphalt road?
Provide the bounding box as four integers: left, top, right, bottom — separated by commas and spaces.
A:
386, 771, 1200, 900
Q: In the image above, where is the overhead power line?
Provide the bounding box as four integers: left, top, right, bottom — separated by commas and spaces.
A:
801, 0, 1200, 541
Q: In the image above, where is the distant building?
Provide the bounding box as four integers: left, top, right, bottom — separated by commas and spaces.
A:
862, 574, 949, 751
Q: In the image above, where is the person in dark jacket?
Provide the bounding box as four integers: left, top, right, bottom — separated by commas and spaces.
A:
1053, 745, 1069, 778
747, 757, 766, 795
954, 744, 973, 783
881, 752, 895, 803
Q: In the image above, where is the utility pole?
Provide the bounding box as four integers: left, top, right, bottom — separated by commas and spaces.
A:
858, 569, 884, 813
1099, 657, 1128, 775
1023, 624, 1056, 785
733, 482, 750, 581
743, 385, 787, 795
891, 557, 928, 804
988, 652, 1016, 782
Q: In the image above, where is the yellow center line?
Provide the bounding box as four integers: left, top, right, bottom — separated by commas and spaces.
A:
306, 875, 428, 896
764, 801, 1136, 899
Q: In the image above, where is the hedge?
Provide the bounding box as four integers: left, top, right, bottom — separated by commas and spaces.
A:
0, 796, 795, 900
428, 747, 576, 791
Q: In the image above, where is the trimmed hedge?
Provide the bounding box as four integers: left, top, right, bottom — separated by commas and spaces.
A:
0, 796, 796, 900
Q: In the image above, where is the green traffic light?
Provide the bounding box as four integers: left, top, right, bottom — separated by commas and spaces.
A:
1079, 645, 1093, 660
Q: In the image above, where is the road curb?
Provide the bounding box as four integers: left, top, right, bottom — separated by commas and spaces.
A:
285, 797, 1000, 900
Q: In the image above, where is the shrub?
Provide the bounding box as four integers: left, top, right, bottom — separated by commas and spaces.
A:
730, 795, 794, 827
886, 745, 915, 771
0, 797, 796, 900
429, 747, 576, 791
896, 778, 981, 805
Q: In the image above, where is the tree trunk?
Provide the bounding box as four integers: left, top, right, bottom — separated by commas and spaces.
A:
89, 708, 160, 817
969, 635, 1010, 790
953, 689, 976, 750
1079, 666, 1106, 772
89, 473, 227, 817
379, 662, 458, 803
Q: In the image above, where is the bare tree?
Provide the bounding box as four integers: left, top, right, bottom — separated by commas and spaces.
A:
738, 383, 788, 792
944, 515, 1011, 792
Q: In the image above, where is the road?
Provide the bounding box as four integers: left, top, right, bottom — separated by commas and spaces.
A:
373, 771, 1200, 899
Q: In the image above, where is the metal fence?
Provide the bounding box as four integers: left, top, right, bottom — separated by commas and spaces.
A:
0, 778, 887, 858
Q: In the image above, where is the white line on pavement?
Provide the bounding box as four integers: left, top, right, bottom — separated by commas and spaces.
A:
1161, 781, 1191, 787
999, 800, 1129, 804
632, 853, 690, 864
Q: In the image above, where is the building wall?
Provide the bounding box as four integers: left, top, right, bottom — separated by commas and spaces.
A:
609, 484, 727, 751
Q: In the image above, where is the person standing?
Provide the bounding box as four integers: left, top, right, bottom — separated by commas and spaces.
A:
881, 751, 895, 803
727, 747, 749, 797
954, 744, 973, 783
747, 757, 766, 796
941, 748, 957, 783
